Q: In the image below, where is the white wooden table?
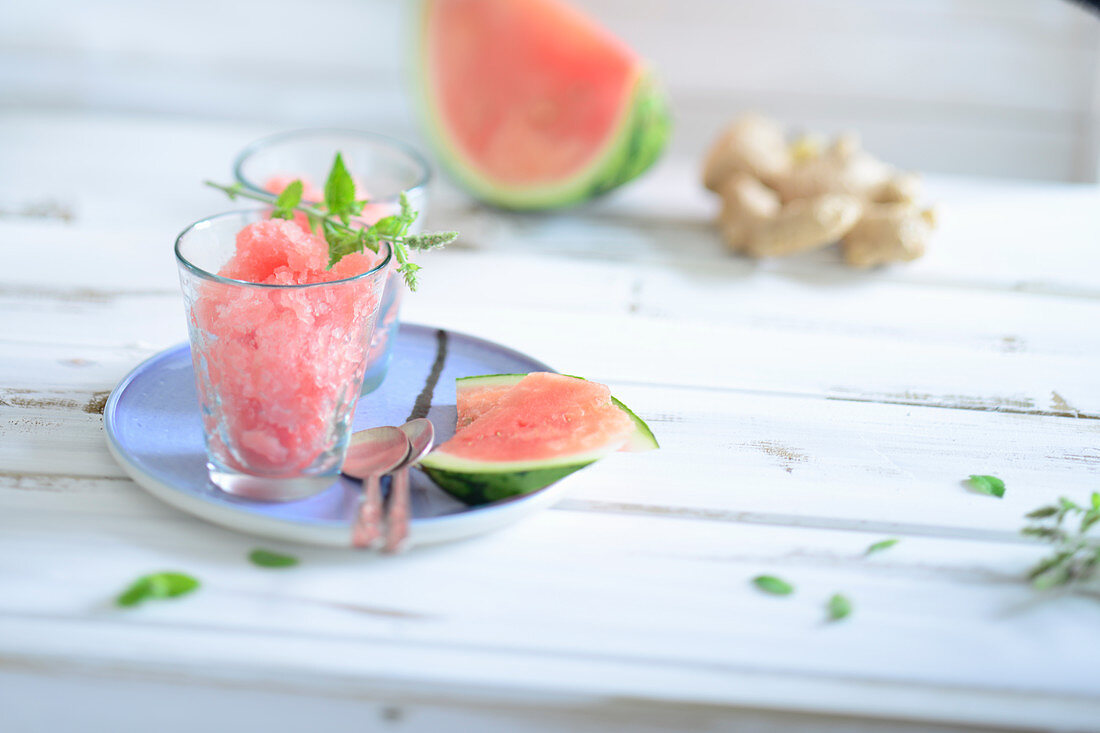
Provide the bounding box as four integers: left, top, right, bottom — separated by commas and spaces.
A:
2, 110, 1099, 732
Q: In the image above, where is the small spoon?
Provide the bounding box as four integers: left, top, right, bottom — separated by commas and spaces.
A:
343, 426, 410, 549
383, 418, 435, 553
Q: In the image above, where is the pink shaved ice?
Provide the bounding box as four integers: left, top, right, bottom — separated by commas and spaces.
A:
188, 219, 384, 475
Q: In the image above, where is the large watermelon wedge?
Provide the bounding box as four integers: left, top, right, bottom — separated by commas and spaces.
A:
417, 0, 671, 210
420, 372, 658, 504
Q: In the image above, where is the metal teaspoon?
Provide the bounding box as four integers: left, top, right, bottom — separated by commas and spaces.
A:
343, 426, 410, 549
383, 418, 435, 553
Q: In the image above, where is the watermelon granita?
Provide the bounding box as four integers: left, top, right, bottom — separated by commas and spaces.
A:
178, 212, 389, 499
264, 175, 402, 393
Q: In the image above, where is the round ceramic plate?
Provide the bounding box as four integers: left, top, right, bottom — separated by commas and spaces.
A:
104, 324, 560, 548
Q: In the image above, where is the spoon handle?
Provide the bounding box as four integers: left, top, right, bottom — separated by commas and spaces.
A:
383, 467, 411, 553
351, 474, 384, 549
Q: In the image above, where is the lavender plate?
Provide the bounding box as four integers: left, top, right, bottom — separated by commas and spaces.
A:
104, 324, 559, 548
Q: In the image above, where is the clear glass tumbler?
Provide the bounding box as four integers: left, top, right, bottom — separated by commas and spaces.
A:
233, 129, 431, 394
175, 210, 392, 501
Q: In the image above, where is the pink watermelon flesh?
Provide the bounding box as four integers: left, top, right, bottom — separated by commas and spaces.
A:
456, 382, 513, 429
426, 0, 639, 186
191, 220, 383, 474
440, 372, 634, 462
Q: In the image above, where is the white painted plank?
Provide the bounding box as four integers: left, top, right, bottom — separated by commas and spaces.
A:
0, 669, 1002, 733
4, 366, 1098, 538
0, 508, 1097, 730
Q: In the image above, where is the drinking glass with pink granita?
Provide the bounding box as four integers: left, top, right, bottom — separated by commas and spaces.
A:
233, 130, 431, 393
175, 210, 391, 500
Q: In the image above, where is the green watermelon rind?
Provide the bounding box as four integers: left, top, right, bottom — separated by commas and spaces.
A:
417, 2, 672, 210
456, 373, 660, 452
419, 449, 612, 505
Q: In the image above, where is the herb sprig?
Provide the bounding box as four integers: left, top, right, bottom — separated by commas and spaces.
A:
1022, 493, 1100, 590
206, 153, 458, 290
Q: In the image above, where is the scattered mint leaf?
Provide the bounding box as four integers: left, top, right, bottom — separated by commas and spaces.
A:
968, 474, 1005, 498
116, 571, 200, 607
324, 153, 357, 223
865, 538, 899, 556
826, 593, 851, 621
752, 575, 793, 596
249, 548, 299, 568
271, 179, 303, 220
1092, 492, 1100, 510
116, 577, 152, 607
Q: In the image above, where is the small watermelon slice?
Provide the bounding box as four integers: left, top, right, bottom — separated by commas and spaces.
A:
418, 0, 671, 210
420, 372, 658, 504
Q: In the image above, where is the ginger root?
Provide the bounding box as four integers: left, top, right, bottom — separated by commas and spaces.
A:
719, 174, 863, 257
703, 115, 790, 193
842, 204, 936, 268
702, 115, 935, 266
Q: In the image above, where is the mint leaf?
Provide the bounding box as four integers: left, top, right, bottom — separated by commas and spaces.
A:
865, 538, 899, 556
1025, 506, 1059, 519
752, 575, 793, 596
826, 593, 852, 621
371, 214, 407, 238
249, 548, 299, 568
116, 577, 152, 607
323, 220, 364, 267
968, 474, 1005, 498
116, 571, 199, 607
271, 179, 303, 220
399, 191, 418, 228
324, 153, 357, 223
398, 262, 421, 290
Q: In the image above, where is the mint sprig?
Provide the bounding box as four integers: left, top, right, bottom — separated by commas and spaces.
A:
205, 154, 457, 290
1022, 492, 1100, 590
